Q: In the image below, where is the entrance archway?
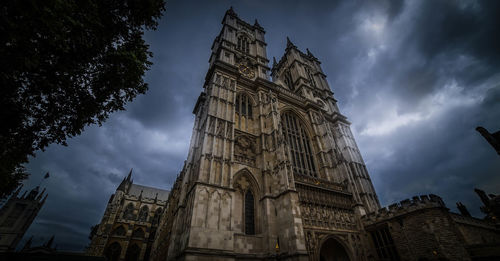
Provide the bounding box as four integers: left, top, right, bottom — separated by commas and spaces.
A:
104, 242, 121, 261
319, 237, 350, 261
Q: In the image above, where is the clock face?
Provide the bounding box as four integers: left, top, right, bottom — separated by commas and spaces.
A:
238, 62, 255, 78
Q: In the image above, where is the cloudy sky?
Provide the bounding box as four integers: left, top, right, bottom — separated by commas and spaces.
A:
16, 0, 500, 251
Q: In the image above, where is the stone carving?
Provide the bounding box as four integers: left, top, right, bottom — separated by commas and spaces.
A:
294, 174, 346, 192
234, 175, 251, 192
297, 183, 356, 231
312, 111, 324, 125
234, 132, 256, 165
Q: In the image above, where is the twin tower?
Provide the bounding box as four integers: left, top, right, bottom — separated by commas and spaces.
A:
151, 7, 380, 261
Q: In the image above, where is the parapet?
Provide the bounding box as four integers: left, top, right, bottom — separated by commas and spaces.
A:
361, 194, 447, 225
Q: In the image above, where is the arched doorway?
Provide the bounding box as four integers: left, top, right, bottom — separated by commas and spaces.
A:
125, 243, 141, 261
104, 242, 122, 261
319, 237, 350, 261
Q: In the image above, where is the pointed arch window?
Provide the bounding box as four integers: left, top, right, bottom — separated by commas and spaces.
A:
244, 190, 255, 235
123, 203, 135, 220
237, 36, 250, 54
281, 112, 317, 177
104, 242, 122, 261
152, 208, 163, 225
138, 205, 149, 222
132, 228, 145, 238
235, 93, 252, 117
112, 225, 126, 236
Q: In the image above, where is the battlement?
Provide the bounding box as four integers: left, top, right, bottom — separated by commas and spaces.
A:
361, 194, 447, 225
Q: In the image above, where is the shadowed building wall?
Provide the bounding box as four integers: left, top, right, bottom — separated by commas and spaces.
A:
87, 170, 169, 261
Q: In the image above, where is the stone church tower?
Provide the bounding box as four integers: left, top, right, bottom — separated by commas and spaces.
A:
0, 185, 47, 252
151, 7, 380, 261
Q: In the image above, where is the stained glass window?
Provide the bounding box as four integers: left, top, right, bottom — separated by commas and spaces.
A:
281, 112, 317, 177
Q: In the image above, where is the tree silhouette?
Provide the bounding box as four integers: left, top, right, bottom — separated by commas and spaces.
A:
0, 0, 166, 198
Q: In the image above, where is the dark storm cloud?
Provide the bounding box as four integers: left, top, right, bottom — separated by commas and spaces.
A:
17, 0, 499, 251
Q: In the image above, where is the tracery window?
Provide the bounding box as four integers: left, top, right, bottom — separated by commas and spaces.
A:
138, 205, 149, 222
235, 93, 252, 117
111, 225, 126, 236
152, 208, 163, 225
244, 190, 255, 235
123, 203, 135, 220
281, 112, 317, 177
237, 36, 250, 54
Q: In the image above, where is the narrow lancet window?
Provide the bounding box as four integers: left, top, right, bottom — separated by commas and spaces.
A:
244, 190, 255, 235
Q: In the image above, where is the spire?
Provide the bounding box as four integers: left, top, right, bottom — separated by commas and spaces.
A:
12, 184, 23, 197
22, 236, 33, 251
456, 202, 471, 217
306, 48, 316, 58
154, 193, 158, 203
127, 168, 133, 181
27, 186, 40, 200
286, 37, 296, 49
139, 190, 143, 201
475, 188, 491, 206
226, 6, 238, 17
118, 169, 133, 191
254, 19, 263, 30
36, 188, 46, 201
41, 193, 48, 205
44, 235, 55, 248
272, 57, 277, 67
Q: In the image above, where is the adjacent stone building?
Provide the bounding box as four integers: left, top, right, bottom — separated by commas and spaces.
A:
87, 170, 169, 261
0, 185, 47, 252
362, 194, 500, 261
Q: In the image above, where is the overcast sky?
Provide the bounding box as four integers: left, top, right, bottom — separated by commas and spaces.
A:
16, 0, 500, 251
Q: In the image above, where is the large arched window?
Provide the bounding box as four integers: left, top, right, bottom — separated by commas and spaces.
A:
244, 190, 255, 235
152, 208, 163, 225
281, 112, 317, 177
111, 225, 126, 236
138, 205, 149, 222
122, 203, 135, 220
104, 242, 122, 261
235, 93, 252, 117
237, 36, 250, 54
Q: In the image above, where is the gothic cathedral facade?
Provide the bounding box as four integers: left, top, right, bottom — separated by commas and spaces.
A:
150, 8, 380, 261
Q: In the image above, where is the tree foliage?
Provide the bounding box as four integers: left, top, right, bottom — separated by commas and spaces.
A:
0, 0, 166, 198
